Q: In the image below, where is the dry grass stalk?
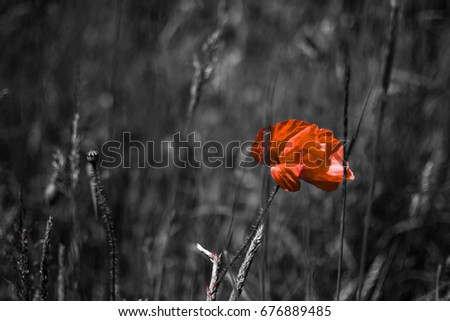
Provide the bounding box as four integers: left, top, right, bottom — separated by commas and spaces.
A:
17, 228, 30, 301
336, 60, 351, 301
184, 0, 227, 132
357, 0, 400, 300
153, 0, 228, 299
87, 149, 118, 301
215, 185, 280, 295
409, 147, 444, 217
68, 113, 81, 298
69, 113, 80, 191
360, 253, 386, 300
39, 215, 54, 301
229, 223, 265, 301
196, 243, 222, 301
436, 264, 442, 301
370, 239, 399, 300
45, 149, 67, 205
346, 82, 373, 158
260, 71, 278, 300
57, 244, 65, 301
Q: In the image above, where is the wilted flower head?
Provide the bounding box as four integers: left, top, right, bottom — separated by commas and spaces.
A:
252, 119, 354, 192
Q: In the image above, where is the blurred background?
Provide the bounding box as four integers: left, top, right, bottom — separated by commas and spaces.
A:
1, 0, 450, 300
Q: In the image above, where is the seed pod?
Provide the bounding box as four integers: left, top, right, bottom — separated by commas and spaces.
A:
86, 149, 99, 219
87, 149, 99, 165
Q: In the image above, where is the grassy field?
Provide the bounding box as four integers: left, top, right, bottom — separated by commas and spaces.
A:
1, 0, 450, 301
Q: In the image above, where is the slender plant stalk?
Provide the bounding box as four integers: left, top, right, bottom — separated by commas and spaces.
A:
45, 149, 67, 205
69, 112, 81, 298
304, 201, 312, 300
230, 223, 265, 301
214, 185, 280, 297
346, 82, 373, 159
18, 228, 30, 301
18, 188, 25, 232
260, 71, 278, 300
436, 264, 442, 301
336, 61, 351, 301
196, 244, 222, 301
87, 150, 118, 301
154, 1, 227, 299
17, 189, 29, 300
357, 0, 400, 300
370, 238, 399, 300
57, 244, 65, 301
184, 0, 227, 133
39, 215, 54, 301
69, 113, 80, 191
225, 183, 241, 252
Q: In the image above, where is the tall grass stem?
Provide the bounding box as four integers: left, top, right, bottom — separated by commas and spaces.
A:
357, 0, 400, 300
336, 61, 350, 301
87, 150, 118, 300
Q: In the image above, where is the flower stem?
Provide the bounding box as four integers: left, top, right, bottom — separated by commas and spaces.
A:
336, 60, 350, 301
214, 185, 280, 297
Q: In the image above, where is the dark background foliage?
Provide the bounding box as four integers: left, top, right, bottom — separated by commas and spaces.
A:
1, 0, 450, 300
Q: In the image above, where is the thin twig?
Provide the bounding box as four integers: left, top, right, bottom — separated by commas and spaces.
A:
336, 60, 351, 301
196, 244, 222, 301
357, 0, 400, 300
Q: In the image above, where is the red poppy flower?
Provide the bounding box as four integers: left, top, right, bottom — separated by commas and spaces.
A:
252, 119, 354, 192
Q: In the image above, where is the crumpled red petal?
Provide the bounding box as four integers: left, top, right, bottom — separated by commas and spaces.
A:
270, 163, 303, 192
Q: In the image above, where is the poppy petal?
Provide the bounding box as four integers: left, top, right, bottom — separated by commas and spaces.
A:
271, 163, 303, 192
271, 119, 311, 143
300, 147, 354, 191
252, 119, 311, 165
318, 128, 342, 156
281, 124, 320, 164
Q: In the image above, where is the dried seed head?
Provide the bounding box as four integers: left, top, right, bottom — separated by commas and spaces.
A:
86, 149, 99, 165
70, 113, 81, 191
